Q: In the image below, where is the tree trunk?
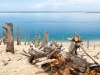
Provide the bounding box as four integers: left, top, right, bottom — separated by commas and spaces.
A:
2, 23, 14, 53
17, 26, 21, 45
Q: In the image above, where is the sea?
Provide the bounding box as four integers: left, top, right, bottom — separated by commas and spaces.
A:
0, 11, 100, 42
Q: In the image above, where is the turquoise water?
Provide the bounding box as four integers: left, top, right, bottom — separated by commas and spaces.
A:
0, 12, 100, 41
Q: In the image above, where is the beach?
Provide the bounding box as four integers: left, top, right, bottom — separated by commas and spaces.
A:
0, 41, 100, 75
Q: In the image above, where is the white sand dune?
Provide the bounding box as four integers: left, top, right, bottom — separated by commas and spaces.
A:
0, 41, 100, 75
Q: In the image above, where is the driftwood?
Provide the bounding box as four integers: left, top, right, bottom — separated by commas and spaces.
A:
23, 32, 100, 75
2, 23, 14, 53
80, 46, 99, 65
94, 52, 100, 59
17, 26, 21, 45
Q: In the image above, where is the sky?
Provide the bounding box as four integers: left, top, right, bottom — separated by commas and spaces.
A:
0, 0, 100, 11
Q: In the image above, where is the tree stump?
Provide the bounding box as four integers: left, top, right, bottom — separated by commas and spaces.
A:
2, 23, 14, 53
17, 26, 21, 45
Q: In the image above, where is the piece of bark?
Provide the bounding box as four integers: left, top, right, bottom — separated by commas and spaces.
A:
17, 26, 21, 45
2, 23, 14, 53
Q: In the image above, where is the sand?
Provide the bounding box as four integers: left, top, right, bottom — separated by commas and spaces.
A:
0, 41, 100, 75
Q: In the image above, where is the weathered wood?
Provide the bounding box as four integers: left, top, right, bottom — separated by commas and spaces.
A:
52, 40, 58, 47
2, 23, 14, 53
32, 57, 47, 64
51, 52, 89, 75
22, 32, 100, 75
94, 52, 100, 59
35, 59, 56, 68
81, 46, 99, 65
33, 47, 45, 54
17, 26, 21, 45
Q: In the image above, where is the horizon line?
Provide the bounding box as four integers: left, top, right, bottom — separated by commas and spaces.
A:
0, 11, 100, 13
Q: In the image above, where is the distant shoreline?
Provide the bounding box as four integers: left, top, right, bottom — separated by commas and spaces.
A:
0, 11, 100, 13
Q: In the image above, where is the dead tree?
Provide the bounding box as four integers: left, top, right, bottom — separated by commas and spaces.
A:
87, 40, 89, 49
28, 34, 30, 45
43, 31, 48, 48
94, 46, 95, 50
24, 35, 26, 45
2, 23, 14, 53
23, 32, 100, 75
17, 26, 21, 45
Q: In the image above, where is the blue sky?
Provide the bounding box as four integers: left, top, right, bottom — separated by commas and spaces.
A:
0, 0, 100, 11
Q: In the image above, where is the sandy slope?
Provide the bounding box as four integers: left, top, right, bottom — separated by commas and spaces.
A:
0, 41, 100, 75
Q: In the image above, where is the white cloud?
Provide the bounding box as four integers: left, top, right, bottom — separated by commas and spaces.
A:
28, 0, 65, 9
3, 4, 8, 7
28, 0, 100, 10
28, 6, 32, 8
33, 3, 45, 9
